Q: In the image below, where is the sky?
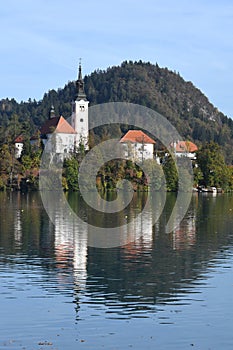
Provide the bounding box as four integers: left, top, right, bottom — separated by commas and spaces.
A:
1, 0, 233, 118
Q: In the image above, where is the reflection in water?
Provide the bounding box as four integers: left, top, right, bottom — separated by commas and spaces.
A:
14, 209, 22, 247
1, 193, 233, 303
172, 201, 197, 250
1, 192, 233, 348
53, 208, 88, 291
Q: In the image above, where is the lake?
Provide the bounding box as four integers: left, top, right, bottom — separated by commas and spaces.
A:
0, 191, 233, 349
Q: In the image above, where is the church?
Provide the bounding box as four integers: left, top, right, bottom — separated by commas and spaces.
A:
39, 63, 89, 154
15, 64, 197, 162
13, 63, 158, 160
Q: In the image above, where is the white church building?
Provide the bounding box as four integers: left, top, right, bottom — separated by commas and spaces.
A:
20, 63, 156, 160
40, 63, 89, 154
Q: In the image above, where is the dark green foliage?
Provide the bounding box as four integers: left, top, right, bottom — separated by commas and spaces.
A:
0, 61, 233, 163
84, 61, 233, 163
1, 60, 233, 191
162, 155, 178, 192
63, 156, 79, 191
196, 142, 231, 190
143, 159, 164, 190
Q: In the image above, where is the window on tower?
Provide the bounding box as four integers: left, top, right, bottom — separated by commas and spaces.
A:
80, 105, 85, 111
80, 118, 84, 122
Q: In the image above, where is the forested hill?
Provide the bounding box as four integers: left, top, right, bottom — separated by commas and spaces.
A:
1, 60, 233, 162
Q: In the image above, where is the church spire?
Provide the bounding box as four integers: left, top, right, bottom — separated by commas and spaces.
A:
78, 59, 83, 80
76, 59, 86, 101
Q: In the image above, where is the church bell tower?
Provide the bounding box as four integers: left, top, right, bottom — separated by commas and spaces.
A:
71, 61, 89, 150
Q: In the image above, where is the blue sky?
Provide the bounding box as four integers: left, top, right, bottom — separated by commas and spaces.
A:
1, 0, 233, 118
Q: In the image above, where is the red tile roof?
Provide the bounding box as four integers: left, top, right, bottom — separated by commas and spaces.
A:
120, 130, 155, 144
175, 141, 198, 153
14, 135, 24, 143
40, 116, 76, 135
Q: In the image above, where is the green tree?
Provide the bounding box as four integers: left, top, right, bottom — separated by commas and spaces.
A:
162, 155, 178, 192
0, 144, 12, 173
143, 159, 163, 190
193, 166, 203, 187
63, 156, 79, 191
196, 142, 230, 190
0, 144, 21, 189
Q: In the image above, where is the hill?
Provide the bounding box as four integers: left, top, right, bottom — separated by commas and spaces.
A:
1, 60, 233, 163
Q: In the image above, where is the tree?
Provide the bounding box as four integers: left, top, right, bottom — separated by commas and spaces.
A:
0, 144, 21, 189
196, 142, 231, 190
143, 159, 163, 190
63, 156, 79, 191
162, 155, 178, 192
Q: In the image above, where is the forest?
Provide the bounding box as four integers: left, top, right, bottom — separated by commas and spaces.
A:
0, 60, 233, 191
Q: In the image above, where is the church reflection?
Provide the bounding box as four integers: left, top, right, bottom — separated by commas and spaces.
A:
52, 191, 156, 292
14, 209, 22, 247
50, 192, 207, 318
1, 191, 233, 319
52, 206, 88, 291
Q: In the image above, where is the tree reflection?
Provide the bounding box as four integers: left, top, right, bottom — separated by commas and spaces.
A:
0, 192, 233, 319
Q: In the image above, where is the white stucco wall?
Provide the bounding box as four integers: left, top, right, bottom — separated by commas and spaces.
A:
15, 142, 24, 158
122, 142, 154, 161
71, 99, 89, 149
43, 133, 76, 154
176, 152, 196, 159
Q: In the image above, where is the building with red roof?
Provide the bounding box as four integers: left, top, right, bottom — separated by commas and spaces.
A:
40, 115, 76, 136
172, 140, 198, 159
120, 130, 156, 144
14, 135, 24, 158
38, 62, 89, 155
120, 130, 155, 161
40, 108, 77, 154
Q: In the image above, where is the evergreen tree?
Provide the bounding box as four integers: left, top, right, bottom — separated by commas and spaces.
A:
162, 155, 178, 192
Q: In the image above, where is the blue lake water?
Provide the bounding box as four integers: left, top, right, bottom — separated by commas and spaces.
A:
0, 191, 233, 349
